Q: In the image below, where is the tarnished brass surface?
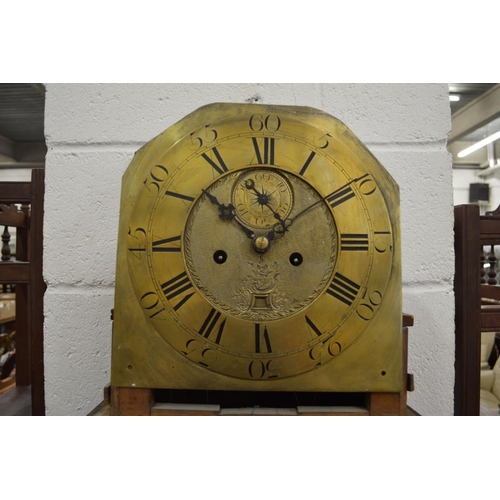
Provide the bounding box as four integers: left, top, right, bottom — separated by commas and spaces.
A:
112, 103, 402, 392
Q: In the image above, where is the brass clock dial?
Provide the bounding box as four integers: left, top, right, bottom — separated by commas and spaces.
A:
112, 103, 402, 392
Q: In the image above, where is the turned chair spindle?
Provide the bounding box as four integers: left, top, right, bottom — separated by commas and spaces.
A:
1, 225, 11, 262
488, 245, 497, 285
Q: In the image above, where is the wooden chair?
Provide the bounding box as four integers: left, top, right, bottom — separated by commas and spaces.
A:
454, 203, 500, 415
0, 169, 45, 415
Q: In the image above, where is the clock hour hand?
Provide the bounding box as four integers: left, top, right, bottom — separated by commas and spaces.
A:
202, 189, 255, 239
202, 188, 236, 221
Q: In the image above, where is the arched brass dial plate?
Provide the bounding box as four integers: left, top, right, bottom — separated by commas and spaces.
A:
112, 103, 402, 392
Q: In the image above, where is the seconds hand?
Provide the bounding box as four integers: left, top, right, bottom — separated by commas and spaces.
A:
243, 179, 288, 233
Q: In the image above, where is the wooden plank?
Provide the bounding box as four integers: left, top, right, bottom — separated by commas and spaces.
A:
400, 327, 409, 415
88, 403, 421, 416
297, 406, 368, 416
407, 374, 415, 392
403, 313, 414, 327
13, 208, 30, 384
367, 393, 402, 416
0, 262, 30, 283
110, 386, 153, 416
454, 204, 481, 415
0, 204, 26, 227
15, 205, 29, 261
0, 182, 31, 203
15, 283, 30, 386
481, 285, 500, 301
480, 309, 500, 331
29, 169, 45, 416
479, 218, 500, 245
220, 407, 298, 416
152, 403, 220, 416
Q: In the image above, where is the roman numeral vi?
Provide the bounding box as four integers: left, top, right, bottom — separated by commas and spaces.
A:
255, 324, 272, 353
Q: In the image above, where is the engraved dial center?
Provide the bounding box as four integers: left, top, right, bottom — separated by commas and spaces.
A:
183, 169, 337, 322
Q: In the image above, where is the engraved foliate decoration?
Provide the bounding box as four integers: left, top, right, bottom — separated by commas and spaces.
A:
235, 261, 288, 317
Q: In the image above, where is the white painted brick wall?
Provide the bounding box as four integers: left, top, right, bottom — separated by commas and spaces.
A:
44, 83, 453, 415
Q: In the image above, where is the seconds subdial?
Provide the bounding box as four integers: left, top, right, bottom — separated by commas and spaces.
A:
232, 169, 293, 230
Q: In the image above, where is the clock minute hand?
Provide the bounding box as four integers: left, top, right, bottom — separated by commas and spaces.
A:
287, 173, 370, 225
267, 175, 369, 243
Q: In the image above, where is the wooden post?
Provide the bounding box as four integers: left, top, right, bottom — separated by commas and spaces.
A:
367, 392, 402, 416
30, 169, 46, 416
14, 284, 30, 386
400, 314, 413, 415
454, 204, 481, 416
110, 387, 153, 416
